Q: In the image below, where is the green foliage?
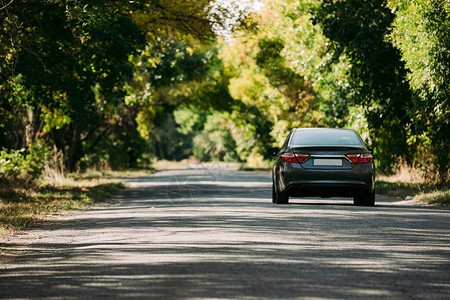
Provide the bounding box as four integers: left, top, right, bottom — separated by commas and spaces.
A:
174, 108, 208, 135
0, 0, 246, 174
133, 0, 215, 41
149, 111, 190, 161
192, 112, 241, 162
311, 0, 414, 174
0, 149, 28, 179
0, 140, 51, 179
1, 0, 448, 183
127, 38, 233, 151
389, 0, 450, 182
0, 0, 148, 171
390, 0, 450, 99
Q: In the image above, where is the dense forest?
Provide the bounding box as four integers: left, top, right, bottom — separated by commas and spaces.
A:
0, 0, 448, 183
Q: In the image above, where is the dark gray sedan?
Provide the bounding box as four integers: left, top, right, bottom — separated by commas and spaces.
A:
272, 128, 375, 205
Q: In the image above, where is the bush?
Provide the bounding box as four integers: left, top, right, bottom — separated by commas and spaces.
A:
0, 140, 52, 180
0, 148, 27, 178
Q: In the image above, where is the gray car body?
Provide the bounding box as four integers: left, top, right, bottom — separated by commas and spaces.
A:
272, 128, 375, 204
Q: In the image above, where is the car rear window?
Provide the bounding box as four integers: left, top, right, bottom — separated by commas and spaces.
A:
290, 129, 362, 146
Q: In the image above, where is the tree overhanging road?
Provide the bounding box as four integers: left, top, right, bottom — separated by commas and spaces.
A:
1, 167, 449, 299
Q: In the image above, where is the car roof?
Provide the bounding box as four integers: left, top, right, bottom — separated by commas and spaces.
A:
293, 128, 355, 132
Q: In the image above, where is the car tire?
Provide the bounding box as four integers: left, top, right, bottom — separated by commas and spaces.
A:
353, 191, 375, 206
276, 190, 289, 204
272, 183, 277, 203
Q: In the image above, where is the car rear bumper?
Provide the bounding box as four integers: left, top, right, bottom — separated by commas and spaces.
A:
285, 181, 372, 197
278, 162, 375, 197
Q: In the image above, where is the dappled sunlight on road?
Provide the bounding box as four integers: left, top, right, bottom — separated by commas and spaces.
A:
1, 168, 449, 299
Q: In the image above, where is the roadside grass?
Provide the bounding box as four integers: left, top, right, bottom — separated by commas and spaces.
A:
415, 189, 450, 205
73, 168, 155, 180
375, 163, 449, 206
376, 180, 450, 205
0, 174, 127, 235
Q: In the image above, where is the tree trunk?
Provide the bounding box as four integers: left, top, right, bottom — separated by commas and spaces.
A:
23, 107, 34, 147
67, 123, 82, 171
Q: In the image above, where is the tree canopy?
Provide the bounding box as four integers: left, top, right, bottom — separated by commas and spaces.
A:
0, 0, 448, 183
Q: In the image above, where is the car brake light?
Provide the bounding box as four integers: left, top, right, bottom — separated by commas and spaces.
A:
295, 153, 310, 163
281, 153, 310, 163
346, 153, 373, 164
346, 154, 360, 163
358, 153, 373, 163
281, 153, 297, 163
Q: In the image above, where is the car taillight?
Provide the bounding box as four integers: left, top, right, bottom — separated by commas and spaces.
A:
346, 153, 373, 164
281, 153, 310, 163
295, 153, 310, 163
281, 153, 297, 163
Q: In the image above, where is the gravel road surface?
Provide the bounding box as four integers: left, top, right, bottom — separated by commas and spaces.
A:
1, 167, 449, 299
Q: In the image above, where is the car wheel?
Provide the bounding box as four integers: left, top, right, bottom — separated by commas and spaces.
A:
353, 191, 375, 206
276, 190, 289, 204
272, 183, 277, 203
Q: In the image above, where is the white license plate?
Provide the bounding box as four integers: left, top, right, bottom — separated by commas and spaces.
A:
314, 159, 342, 166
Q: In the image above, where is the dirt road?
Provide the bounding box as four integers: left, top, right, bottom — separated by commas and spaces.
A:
1, 167, 449, 299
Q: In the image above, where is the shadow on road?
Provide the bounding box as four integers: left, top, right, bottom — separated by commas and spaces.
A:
1, 169, 449, 299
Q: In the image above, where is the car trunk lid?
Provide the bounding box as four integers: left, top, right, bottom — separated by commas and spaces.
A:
289, 146, 364, 170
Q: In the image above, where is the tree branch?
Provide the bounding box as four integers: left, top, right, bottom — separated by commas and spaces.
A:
0, 0, 14, 11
